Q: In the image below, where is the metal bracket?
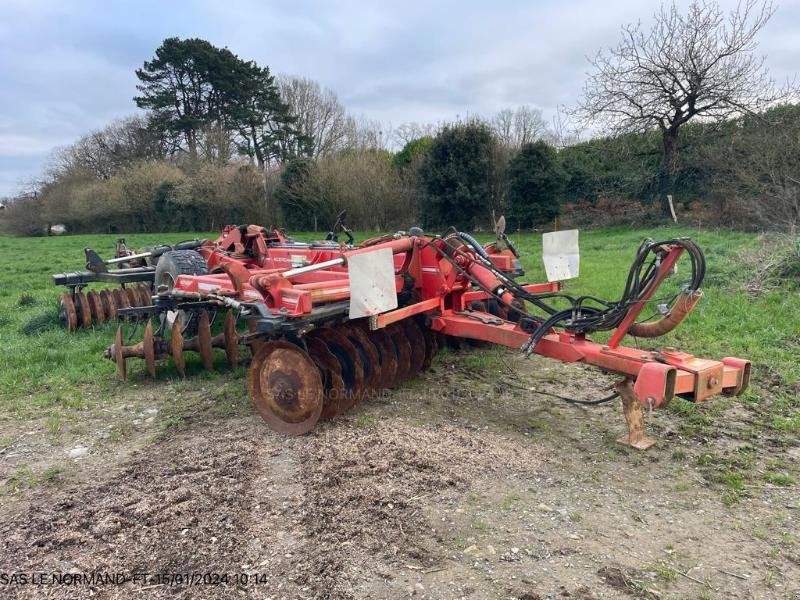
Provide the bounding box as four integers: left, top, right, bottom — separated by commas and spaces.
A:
454, 310, 503, 325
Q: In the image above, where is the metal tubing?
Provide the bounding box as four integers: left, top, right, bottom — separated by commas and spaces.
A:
282, 258, 345, 278
105, 251, 153, 265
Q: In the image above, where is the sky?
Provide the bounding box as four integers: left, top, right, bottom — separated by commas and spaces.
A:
1, 0, 798, 197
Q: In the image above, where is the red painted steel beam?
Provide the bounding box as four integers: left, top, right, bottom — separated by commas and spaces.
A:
432, 311, 749, 406
607, 245, 683, 348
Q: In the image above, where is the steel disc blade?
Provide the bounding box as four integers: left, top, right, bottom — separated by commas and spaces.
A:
86, 290, 106, 323
341, 324, 381, 401
248, 340, 323, 435
143, 320, 156, 378
197, 312, 213, 370
112, 288, 130, 319
114, 326, 126, 380
100, 290, 117, 321
124, 287, 140, 308
248, 320, 265, 356
223, 311, 239, 368
58, 292, 78, 332
136, 284, 152, 308
307, 328, 363, 412
386, 323, 412, 385
170, 315, 186, 377
75, 291, 92, 329
366, 328, 398, 389
401, 319, 426, 377
306, 337, 347, 420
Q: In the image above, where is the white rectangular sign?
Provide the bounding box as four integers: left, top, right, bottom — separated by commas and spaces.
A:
542, 229, 580, 282
347, 248, 398, 319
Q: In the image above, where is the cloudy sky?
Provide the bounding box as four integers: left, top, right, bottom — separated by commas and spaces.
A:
1, 0, 797, 196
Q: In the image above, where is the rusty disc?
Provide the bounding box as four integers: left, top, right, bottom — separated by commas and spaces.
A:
401, 318, 426, 377
114, 326, 126, 380
125, 286, 140, 308
100, 290, 117, 321
248, 320, 265, 356
74, 291, 92, 329
136, 284, 152, 307
86, 290, 106, 323
306, 336, 347, 420
223, 311, 239, 368
170, 315, 186, 377
386, 323, 412, 385
366, 328, 398, 389
112, 288, 130, 319
143, 320, 156, 377
58, 292, 78, 332
248, 340, 323, 435
341, 323, 381, 400
419, 320, 439, 371
307, 328, 363, 412
197, 312, 214, 370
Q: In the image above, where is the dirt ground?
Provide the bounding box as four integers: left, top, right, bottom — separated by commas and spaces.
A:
1, 349, 798, 600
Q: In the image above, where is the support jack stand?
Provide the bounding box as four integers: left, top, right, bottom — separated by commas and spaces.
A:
615, 378, 657, 450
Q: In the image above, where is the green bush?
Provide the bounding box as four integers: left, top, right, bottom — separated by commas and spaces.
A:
418, 122, 500, 229
506, 142, 565, 228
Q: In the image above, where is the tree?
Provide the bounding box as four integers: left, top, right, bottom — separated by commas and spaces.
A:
393, 122, 437, 146
230, 64, 306, 168
135, 38, 302, 166
276, 76, 354, 157
274, 158, 318, 230
507, 142, 566, 228
134, 38, 234, 159
418, 121, 500, 229
51, 116, 165, 180
576, 0, 786, 216
695, 104, 800, 231
393, 136, 433, 169
490, 106, 549, 148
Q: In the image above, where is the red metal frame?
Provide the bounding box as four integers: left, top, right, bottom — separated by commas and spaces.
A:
169, 233, 750, 410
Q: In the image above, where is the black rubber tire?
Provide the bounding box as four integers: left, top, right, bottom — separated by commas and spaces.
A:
155, 250, 208, 337
154, 250, 208, 291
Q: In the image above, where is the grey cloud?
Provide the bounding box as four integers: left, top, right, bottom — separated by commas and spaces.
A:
1, 0, 796, 196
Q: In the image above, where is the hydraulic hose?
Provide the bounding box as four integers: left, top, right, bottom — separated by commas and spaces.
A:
627, 290, 703, 338
456, 232, 491, 260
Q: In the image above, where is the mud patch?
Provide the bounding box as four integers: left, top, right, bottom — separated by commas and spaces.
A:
0, 420, 266, 599
289, 421, 546, 596
0, 416, 545, 600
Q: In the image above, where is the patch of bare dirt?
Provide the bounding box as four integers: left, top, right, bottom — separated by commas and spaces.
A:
0, 415, 545, 599
1, 349, 799, 600
289, 422, 545, 596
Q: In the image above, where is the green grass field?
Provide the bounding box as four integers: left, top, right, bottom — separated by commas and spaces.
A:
0, 226, 798, 435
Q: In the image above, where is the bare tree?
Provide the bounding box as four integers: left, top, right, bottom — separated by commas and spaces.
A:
393, 121, 437, 146
277, 75, 353, 157
51, 116, 166, 180
491, 106, 549, 148
576, 0, 788, 216
345, 116, 391, 151
549, 106, 583, 149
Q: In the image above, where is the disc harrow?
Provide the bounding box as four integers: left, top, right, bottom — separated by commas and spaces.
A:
55, 223, 525, 332
105, 311, 441, 434
98, 222, 751, 449
104, 310, 241, 378
57, 283, 153, 331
